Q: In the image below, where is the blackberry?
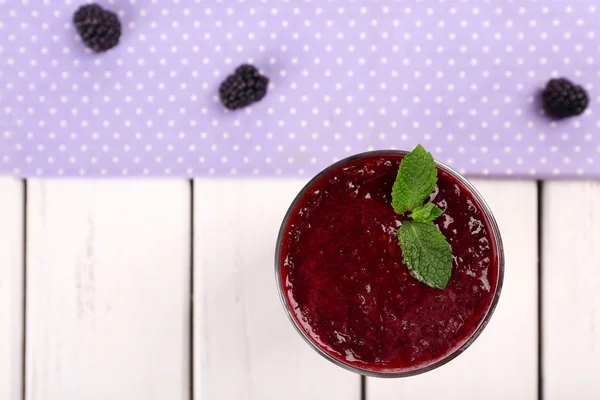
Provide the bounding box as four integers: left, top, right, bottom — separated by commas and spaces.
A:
219, 64, 269, 110
73, 4, 121, 53
542, 78, 589, 119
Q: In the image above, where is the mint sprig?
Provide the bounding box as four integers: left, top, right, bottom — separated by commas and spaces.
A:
398, 221, 452, 289
410, 203, 444, 223
392, 144, 453, 290
391, 144, 438, 214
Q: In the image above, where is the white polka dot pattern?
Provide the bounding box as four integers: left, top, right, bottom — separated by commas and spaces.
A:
1, 1, 600, 177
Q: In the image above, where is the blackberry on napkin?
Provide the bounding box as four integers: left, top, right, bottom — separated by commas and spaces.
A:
73, 4, 122, 53
219, 64, 269, 110
542, 78, 589, 119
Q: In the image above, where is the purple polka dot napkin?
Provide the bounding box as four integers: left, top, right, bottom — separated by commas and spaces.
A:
2, 0, 600, 178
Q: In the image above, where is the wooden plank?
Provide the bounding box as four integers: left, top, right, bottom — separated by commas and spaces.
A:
0, 179, 24, 400
26, 180, 190, 400
193, 179, 360, 400
543, 182, 600, 399
368, 181, 538, 400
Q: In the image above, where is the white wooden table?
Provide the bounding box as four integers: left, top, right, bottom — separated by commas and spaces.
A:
0, 178, 598, 400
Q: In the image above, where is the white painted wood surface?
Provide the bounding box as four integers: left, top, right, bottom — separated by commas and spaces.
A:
193, 179, 361, 400
0, 179, 23, 400
25, 180, 191, 400
368, 180, 538, 400
543, 182, 600, 400
5, 178, 600, 399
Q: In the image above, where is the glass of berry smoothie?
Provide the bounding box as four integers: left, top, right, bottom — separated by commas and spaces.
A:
275, 149, 504, 377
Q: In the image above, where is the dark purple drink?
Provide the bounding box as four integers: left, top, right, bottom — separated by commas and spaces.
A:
276, 151, 503, 376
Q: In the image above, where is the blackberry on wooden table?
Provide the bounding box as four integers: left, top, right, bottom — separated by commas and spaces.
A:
542, 78, 589, 119
73, 4, 122, 53
219, 64, 269, 110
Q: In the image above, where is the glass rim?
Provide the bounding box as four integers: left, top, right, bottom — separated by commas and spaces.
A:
274, 150, 505, 378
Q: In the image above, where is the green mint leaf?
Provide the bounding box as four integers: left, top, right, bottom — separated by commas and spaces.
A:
390, 144, 453, 289
391, 144, 438, 214
410, 203, 444, 223
397, 221, 453, 289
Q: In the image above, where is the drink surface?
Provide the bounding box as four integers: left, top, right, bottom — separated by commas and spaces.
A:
280, 155, 499, 373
